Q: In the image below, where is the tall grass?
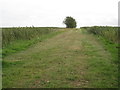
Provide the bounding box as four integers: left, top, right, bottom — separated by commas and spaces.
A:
2, 27, 62, 57
81, 26, 118, 44
81, 26, 119, 64
2, 27, 58, 47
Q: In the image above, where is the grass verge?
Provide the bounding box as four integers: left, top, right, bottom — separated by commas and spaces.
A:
2, 30, 65, 58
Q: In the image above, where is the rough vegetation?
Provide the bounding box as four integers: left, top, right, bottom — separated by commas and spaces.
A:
2, 27, 64, 57
81, 26, 118, 43
2, 28, 118, 88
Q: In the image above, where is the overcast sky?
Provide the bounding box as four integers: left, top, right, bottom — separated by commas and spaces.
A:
0, 0, 119, 27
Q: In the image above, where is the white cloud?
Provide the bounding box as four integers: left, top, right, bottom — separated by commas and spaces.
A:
0, 0, 119, 27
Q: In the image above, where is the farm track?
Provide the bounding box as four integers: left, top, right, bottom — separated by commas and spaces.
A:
3, 29, 118, 88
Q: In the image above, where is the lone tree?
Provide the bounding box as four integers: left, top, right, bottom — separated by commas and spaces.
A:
63, 16, 77, 28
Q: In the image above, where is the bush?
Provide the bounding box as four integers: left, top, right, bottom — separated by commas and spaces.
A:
63, 16, 77, 28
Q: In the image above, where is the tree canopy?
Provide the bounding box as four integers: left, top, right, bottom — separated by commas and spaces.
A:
63, 16, 77, 28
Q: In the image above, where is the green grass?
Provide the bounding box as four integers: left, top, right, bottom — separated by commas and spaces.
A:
2, 29, 118, 88
2, 27, 65, 57
81, 27, 118, 64
96, 35, 118, 63
2, 27, 59, 47
81, 26, 118, 43
81, 27, 118, 88
81, 38, 118, 88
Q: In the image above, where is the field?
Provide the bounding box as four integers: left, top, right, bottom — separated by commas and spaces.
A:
2, 27, 64, 57
2, 27, 118, 88
81, 26, 119, 64
81, 26, 118, 43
